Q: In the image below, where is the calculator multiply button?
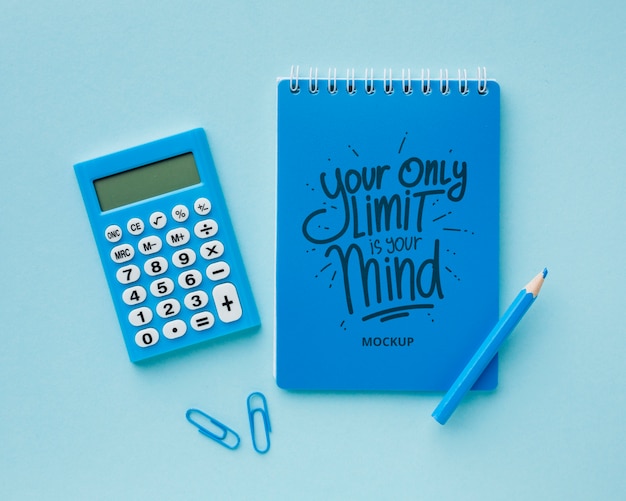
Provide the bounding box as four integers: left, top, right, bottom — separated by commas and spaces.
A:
194, 197, 212, 216
128, 306, 153, 327
184, 290, 209, 310
105, 224, 123, 243
166, 227, 191, 247
156, 298, 181, 318
138, 235, 163, 255
171, 204, 189, 222
122, 285, 147, 305
190, 311, 215, 331
163, 319, 187, 339
200, 240, 224, 260
144, 256, 168, 276
135, 328, 159, 348
172, 248, 197, 268
149, 211, 167, 229
194, 219, 218, 239
178, 270, 202, 289
127, 217, 145, 236
206, 261, 231, 281
150, 277, 175, 297
212, 282, 242, 323
110, 243, 134, 263
116, 264, 141, 284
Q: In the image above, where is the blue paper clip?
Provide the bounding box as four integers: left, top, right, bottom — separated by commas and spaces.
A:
186, 408, 240, 450
247, 392, 271, 454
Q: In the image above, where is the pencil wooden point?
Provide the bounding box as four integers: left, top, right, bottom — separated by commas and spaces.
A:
525, 269, 548, 298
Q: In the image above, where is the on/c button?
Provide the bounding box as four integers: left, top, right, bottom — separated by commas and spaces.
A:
211, 283, 242, 323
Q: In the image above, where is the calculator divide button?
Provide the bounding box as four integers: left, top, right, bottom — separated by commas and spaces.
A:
138, 235, 163, 255
110, 243, 134, 264
193, 219, 218, 239
212, 282, 242, 323
166, 228, 191, 247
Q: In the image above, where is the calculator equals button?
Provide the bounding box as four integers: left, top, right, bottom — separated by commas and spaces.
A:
190, 311, 215, 331
212, 283, 242, 323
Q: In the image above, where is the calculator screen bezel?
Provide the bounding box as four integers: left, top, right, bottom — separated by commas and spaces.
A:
93, 153, 201, 212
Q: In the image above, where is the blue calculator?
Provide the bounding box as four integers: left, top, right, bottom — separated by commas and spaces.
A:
74, 128, 259, 362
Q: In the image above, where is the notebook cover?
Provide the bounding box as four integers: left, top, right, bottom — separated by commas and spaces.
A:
275, 77, 500, 390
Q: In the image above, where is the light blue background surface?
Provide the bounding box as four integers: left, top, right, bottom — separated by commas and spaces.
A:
1, 1, 624, 499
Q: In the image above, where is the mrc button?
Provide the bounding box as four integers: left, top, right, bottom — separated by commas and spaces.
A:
110, 243, 134, 263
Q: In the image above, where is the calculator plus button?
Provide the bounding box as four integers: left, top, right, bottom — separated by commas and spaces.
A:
110, 244, 134, 264
122, 285, 147, 305
156, 298, 181, 318
194, 219, 218, 239
184, 290, 209, 310
105, 224, 123, 243
212, 283, 242, 323
172, 248, 197, 268
166, 228, 191, 247
206, 261, 231, 281
171, 204, 189, 223
144, 256, 168, 276
116, 265, 141, 284
194, 197, 212, 216
128, 306, 153, 327
200, 240, 225, 260
135, 328, 159, 348
127, 218, 145, 236
178, 270, 202, 289
138, 235, 163, 255
163, 319, 187, 339
150, 277, 175, 297
149, 211, 167, 229
190, 312, 215, 331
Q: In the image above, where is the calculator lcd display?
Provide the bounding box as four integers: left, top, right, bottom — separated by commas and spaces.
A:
94, 153, 201, 211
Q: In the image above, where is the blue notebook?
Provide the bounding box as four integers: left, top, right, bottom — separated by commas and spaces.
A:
275, 69, 500, 390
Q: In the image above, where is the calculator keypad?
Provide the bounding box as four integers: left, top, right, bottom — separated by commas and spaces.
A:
107, 198, 242, 349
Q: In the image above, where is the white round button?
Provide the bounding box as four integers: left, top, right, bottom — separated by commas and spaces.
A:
135, 328, 159, 348
171, 204, 189, 222
128, 306, 152, 327
178, 270, 202, 289
122, 285, 147, 305
190, 312, 215, 331
127, 218, 144, 236
172, 248, 197, 268
149, 211, 167, 229
163, 319, 187, 339
194, 197, 212, 216
150, 277, 175, 297
184, 290, 209, 310
116, 265, 141, 284
156, 298, 181, 318
144, 256, 168, 276
104, 224, 123, 243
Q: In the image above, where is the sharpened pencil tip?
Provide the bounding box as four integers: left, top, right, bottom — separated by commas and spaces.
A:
542, 268, 548, 279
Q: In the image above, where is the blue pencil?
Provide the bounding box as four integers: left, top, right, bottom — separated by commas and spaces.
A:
432, 268, 548, 425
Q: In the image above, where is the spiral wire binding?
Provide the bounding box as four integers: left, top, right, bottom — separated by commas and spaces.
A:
288, 66, 490, 96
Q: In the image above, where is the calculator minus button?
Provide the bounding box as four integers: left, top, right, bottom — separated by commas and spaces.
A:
138, 235, 162, 255
163, 319, 187, 339
212, 282, 242, 323
206, 261, 230, 281
110, 244, 134, 264
166, 228, 191, 247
